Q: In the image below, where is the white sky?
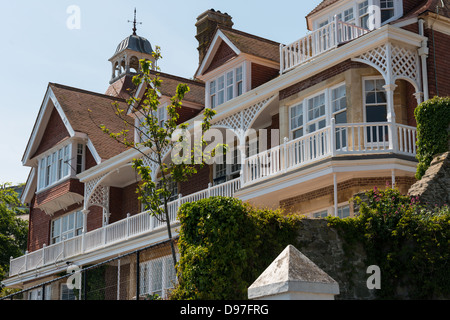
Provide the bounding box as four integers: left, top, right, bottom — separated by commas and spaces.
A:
0, 0, 318, 185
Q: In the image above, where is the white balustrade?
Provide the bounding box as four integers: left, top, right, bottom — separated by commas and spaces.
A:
280, 19, 369, 74
9, 178, 241, 276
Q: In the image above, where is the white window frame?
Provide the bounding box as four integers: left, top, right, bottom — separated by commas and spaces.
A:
37, 142, 79, 192
60, 283, 76, 300
337, 204, 351, 218
363, 76, 389, 147
213, 146, 241, 185
51, 210, 84, 244
331, 83, 348, 150
156, 177, 179, 203
139, 254, 179, 299
289, 83, 347, 140
207, 64, 245, 109
289, 102, 304, 140
313, 209, 329, 218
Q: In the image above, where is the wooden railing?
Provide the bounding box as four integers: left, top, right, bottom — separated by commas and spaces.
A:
9, 179, 241, 276
243, 122, 417, 185
280, 19, 369, 74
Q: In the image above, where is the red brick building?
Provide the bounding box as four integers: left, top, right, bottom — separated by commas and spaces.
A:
3, 0, 450, 299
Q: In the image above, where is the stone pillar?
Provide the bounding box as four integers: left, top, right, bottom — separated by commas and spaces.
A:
248, 245, 340, 300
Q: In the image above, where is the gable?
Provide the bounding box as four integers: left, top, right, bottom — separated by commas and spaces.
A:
195, 28, 279, 79
32, 107, 70, 159
205, 40, 238, 74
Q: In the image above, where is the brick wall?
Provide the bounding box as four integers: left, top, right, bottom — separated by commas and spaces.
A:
280, 176, 417, 214
35, 179, 83, 207
32, 107, 70, 158
424, 28, 450, 98
179, 165, 211, 196
279, 60, 366, 100
205, 41, 237, 74
251, 63, 279, 90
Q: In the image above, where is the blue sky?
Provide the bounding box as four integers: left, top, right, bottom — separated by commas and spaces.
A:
0, 0, 317, 185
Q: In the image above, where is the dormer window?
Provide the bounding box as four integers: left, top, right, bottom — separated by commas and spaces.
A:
37, 142, 85, 192
208, 65, 244, 109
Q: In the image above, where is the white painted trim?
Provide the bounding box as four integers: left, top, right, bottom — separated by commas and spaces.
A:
22, 87, 76, 167
86, 138, 102, 164
236, 157, 417, 201
21, 168, 35, 205
196, 29, 242, 78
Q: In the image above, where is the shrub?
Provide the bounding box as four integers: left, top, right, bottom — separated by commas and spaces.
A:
170, 197, 301, 300
327, 187, 450, 299
414, 96, 450, 179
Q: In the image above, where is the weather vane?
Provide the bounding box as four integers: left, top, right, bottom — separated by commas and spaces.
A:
128, 8, 142, 35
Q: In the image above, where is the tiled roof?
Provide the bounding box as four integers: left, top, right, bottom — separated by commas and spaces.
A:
219, 27, 280, 63
306, 0, 340, 18
152, 71, 205, 105
105, 74, 138, 100
49, 83, 134, 161
402, 0, 450, 19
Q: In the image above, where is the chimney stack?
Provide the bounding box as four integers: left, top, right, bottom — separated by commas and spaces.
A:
195, 9, 233, 63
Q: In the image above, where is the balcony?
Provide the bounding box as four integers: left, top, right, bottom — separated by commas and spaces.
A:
280, 19, 369, 74
243, 121, 417, 185
8, 179, 241, 277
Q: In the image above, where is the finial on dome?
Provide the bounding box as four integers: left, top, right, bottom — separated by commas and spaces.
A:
128, 8, 142, 35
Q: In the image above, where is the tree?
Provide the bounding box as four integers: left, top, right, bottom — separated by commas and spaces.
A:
93, 47, 216, 269
0, 183, 28, 282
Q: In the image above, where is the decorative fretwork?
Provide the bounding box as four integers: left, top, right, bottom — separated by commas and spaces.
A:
88, 185, 110, 211
391, 45, 420, 85
353, 42, 421, 91
213, 95, 276, 139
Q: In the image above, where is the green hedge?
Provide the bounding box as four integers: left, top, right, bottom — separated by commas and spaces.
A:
170, 197, 302, 300
414, 96, 450, 179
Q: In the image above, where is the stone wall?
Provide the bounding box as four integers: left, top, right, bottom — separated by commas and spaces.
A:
408, 152, 450, 208
294, 219, 376, 300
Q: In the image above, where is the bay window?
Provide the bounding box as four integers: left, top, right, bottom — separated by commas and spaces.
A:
289, 83, 347, 140
208, 65, 244, 108
37, 142, 84, 191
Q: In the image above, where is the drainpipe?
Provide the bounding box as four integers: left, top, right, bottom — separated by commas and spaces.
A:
418, 19, 430, 102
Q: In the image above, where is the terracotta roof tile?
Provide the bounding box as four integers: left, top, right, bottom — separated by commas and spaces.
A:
219, 27, 280, 63
49, 83, 134, 161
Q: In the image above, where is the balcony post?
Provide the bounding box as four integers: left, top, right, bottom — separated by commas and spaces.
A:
81, 209, 90, 253
330, 118, 336, 157
384, 84, 398, 152
42, 244, 46, 267
24, 250, 28, 272
126, 213, 131, 239
283, 137, 289, 172
334, 15, 340, 46
279, 44, 284, 75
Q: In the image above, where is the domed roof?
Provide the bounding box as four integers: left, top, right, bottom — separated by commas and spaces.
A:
114, 34, 153, 55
